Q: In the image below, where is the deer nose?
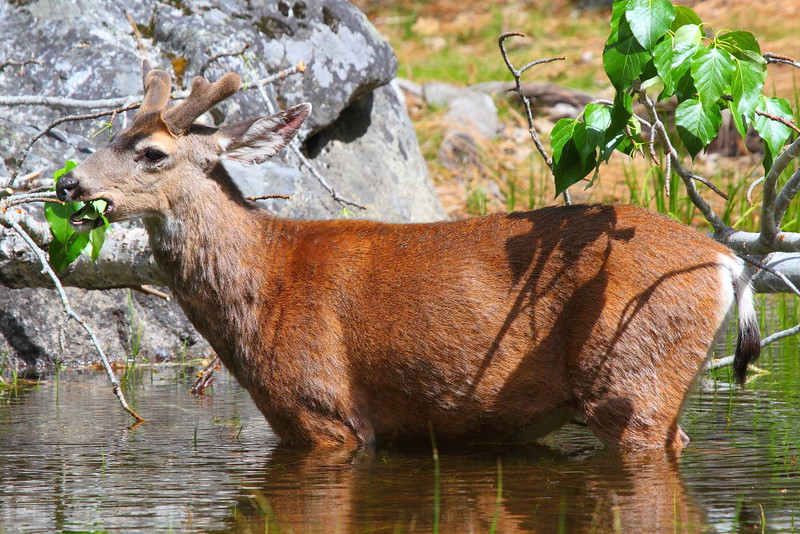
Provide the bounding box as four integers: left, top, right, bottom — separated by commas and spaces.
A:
56, 173, 79, 202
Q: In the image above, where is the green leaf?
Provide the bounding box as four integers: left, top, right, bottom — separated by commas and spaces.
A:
673, 24, 702, 46
52, 159, 77, 184
675, 68, 697, 101
608, 0, 631, 43
625, 0, 676, 51
726, 99, 747, 141
656, 40, 701, 97
675, 98, 722, 158
603, 17, 649, 90
754, 96, 794, 159
670, 5, 702, 31
730, 58, 766, 120
44, 159, 109, 272
45, 202, 78, 243
49, 231, 90, 273
716, 31, 763, 62
600, 129, 625, 161
691, 47, 735, 107
551, 119, 597, 196
584, 103, 613, 147
89, 224, 107, 262
608, 90, 633, 137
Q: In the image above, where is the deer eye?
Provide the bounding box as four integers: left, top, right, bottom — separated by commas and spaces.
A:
142, 147, 167, 163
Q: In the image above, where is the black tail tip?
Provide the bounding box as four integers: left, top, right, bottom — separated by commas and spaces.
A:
733, 319, 761, 386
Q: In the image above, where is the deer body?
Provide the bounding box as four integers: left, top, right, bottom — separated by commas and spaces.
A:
57, 66, 760, 451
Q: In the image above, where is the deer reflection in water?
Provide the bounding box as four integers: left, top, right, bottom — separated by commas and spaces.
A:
224, 443, 706, 533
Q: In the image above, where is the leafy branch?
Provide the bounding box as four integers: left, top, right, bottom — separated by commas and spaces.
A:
503, 0, 800, 360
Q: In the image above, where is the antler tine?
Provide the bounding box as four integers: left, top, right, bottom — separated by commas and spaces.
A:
163, 73, 242, 135
138, 67, 173, 115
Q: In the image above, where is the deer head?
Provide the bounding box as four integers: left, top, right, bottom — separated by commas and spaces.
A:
56, 62, 311, 229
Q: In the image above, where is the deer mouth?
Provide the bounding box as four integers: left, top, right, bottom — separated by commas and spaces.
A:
68, 198, 114, 230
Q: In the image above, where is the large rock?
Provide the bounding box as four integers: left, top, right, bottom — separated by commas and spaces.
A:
0, 0, 445, 371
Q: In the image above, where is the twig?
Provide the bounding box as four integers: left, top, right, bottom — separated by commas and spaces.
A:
6, 104, 140, 187
747, 176, 766, 207
3, 217, 144, 422
648, 125, 659, 166
0, 57, 42, 73
128, 285, 170, 300
247, 194, 291, 201
764, 52, 800, 70
5, 192, 61, 208
3, 64, 307, 188
246, 61, 367, 210
0, 94, 143, 109
775, 165, 800, 226
124, 10, 145, 55
760, 136, 800, 246
755, 110, 800, 135
199, 43, 251, 78
498, 32, 571, 206
685, 170, 729, 200
634, 85, 728, 232
191, 356, 221, 395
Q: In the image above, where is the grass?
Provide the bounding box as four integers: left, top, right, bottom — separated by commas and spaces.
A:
121, 289, 145, 387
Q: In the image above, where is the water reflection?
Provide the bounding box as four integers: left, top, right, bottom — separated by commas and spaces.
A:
221, 445, 706, 533
0, 350, 798, 533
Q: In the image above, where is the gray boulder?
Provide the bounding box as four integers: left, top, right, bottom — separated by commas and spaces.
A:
0, 0, 445, 371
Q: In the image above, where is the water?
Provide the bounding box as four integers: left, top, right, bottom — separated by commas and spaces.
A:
0, 338, 798, 533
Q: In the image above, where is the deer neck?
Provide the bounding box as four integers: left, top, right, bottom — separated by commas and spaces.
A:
143, 167, 273, 374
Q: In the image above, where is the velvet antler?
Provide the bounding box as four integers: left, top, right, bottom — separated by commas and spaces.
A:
138, 59, 173, 115
163, 73, 242, 135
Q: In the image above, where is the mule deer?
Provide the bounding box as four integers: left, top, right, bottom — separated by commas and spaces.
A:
56, 65, 760, 451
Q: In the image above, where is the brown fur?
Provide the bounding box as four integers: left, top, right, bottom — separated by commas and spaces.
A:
56, 73, 759, 452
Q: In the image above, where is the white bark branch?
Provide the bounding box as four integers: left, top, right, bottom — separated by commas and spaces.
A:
760, 136, 800, 245
0, 223, 165, 289
3, 216, 144, 422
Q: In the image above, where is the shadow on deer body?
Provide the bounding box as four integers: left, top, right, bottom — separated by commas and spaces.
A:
55, 64, 760, 452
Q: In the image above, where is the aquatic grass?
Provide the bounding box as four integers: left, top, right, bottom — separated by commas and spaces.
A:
429, 424, 441, 534
121, 289, 145, 388
489, 458, 503, 534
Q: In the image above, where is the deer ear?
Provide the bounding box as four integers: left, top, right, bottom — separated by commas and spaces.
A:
219, 103, 311, 164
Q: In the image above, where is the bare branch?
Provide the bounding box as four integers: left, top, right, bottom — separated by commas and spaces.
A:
775, 166, 800, 225
247, 194, 291, 202
0, 63, 303, 110
3, 216, 144, 422
760, 136, 800, 246
498, 32, 570, 206
124, 10, 145, 55
764, 52, 800, 70
198, 42, 251, 78
634, 85, 728, 232
191, 356, 221, 395
747, 176, 765, 207
245, 61, 367, 210
0, 57, 42, 73
5, 104, 140, 187
755, 109, 800, 135
128, 285, 170, 300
